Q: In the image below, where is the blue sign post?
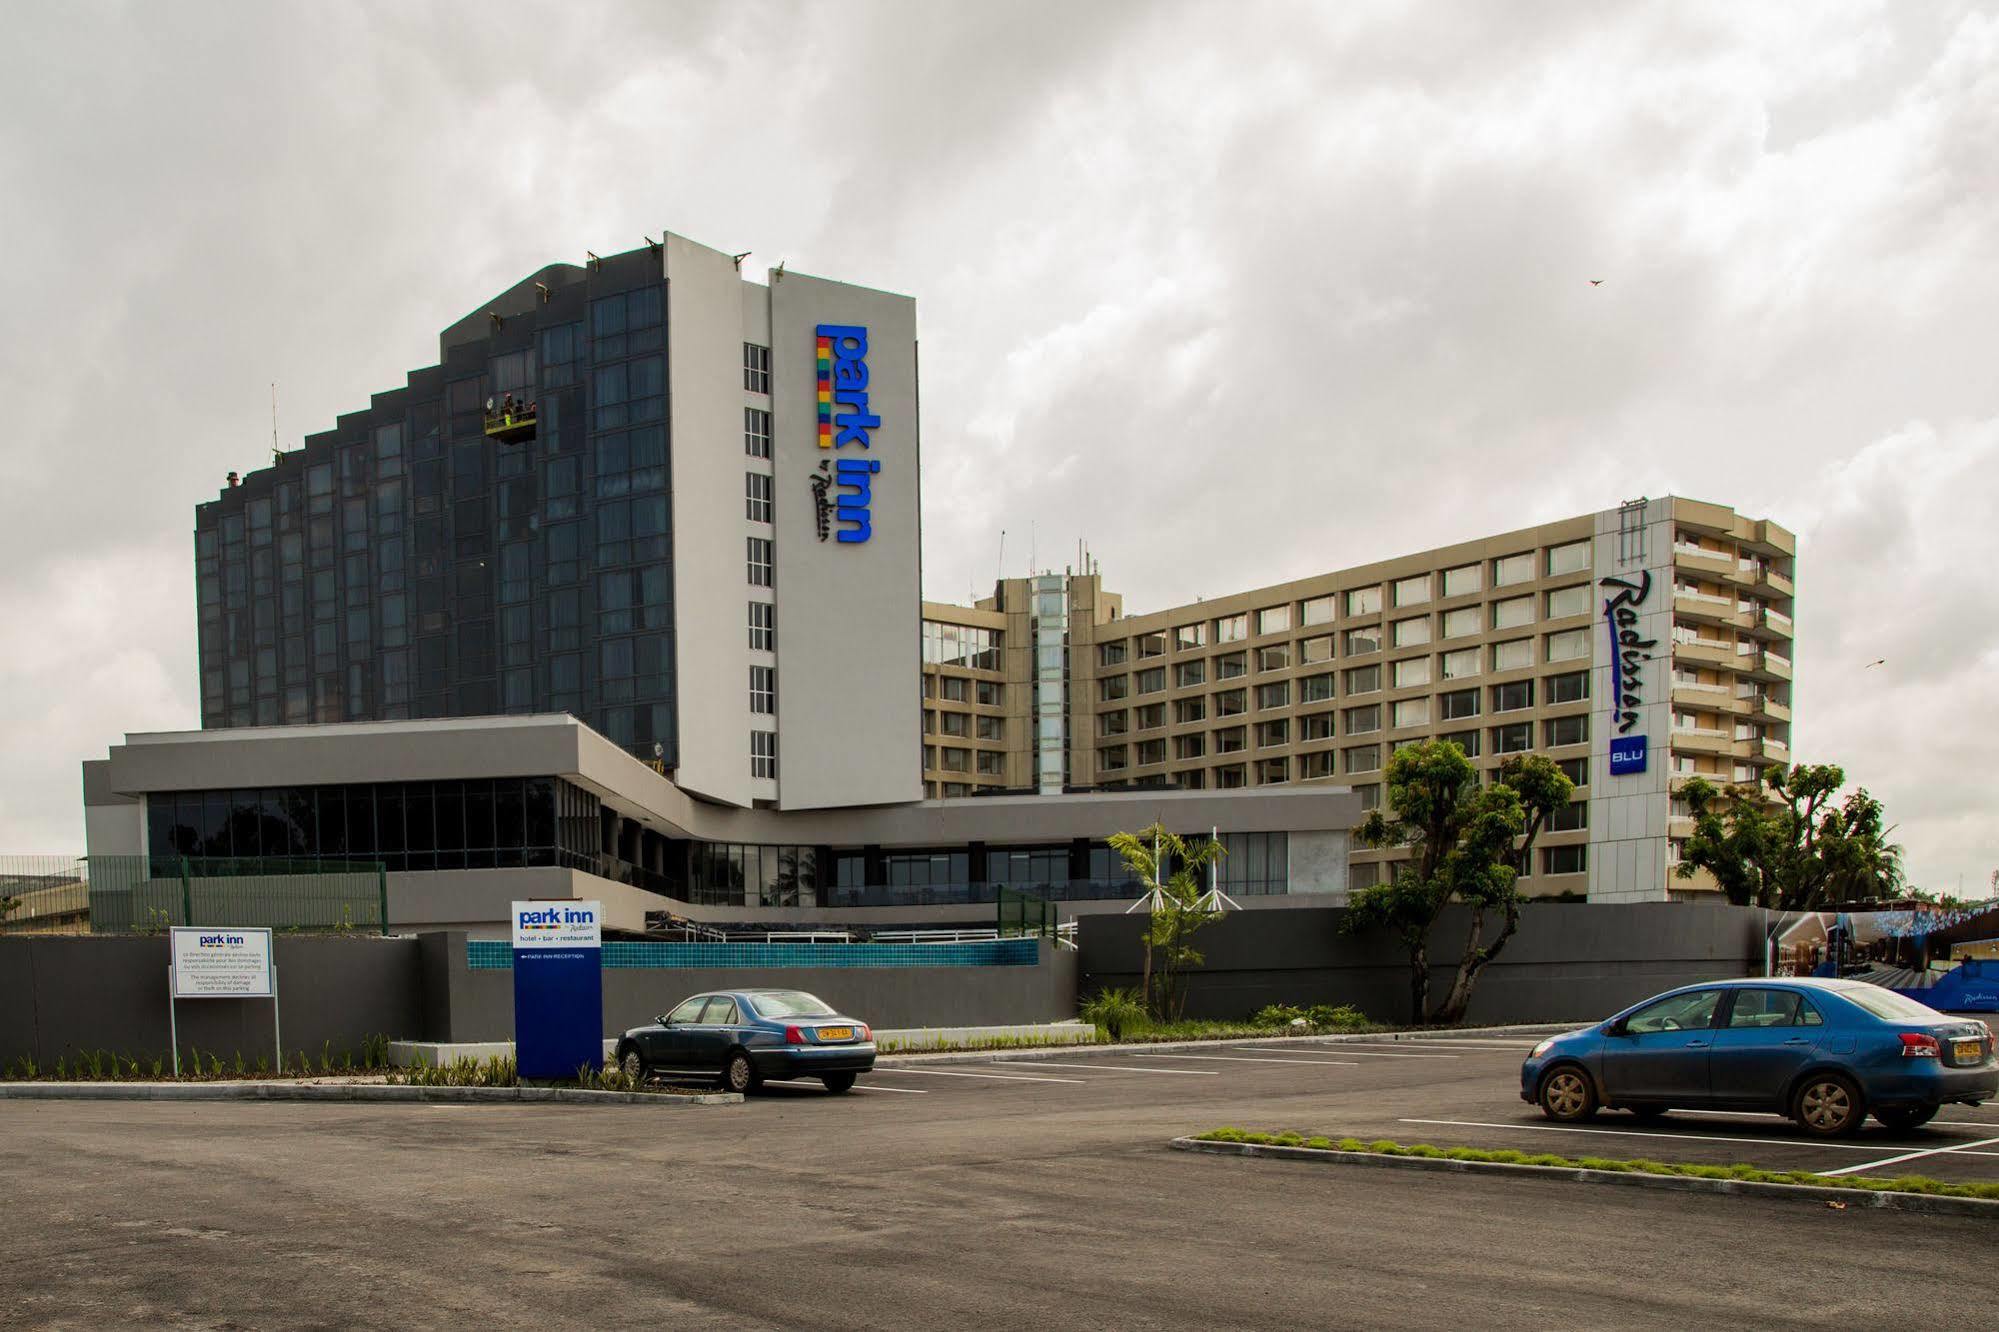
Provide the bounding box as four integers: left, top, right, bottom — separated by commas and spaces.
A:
511, 900, 602, 1080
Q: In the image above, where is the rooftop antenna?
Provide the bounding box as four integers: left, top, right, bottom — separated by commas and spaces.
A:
730, 251, 751, 271
270, 383, 281, 464
534, 281, 551, 304
773, 260, 787, 280
643, 234, 660, 254
997, 529, 1006, 585
586, 251, 601, 271
1029, 522, 1036, 577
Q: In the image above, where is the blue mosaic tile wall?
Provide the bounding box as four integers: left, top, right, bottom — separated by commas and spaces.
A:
467, 938, 1039, 970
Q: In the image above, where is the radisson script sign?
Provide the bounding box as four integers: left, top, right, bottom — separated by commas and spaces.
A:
1602, 570, 1655, 776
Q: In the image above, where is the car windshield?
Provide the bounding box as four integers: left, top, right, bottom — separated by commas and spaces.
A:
1835, 984, 1943, 1022
745, 991, 837, 1019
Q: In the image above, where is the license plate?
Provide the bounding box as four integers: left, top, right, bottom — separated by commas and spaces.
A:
1954, 1039, 1982, 1063
817, 1026, 853, 1042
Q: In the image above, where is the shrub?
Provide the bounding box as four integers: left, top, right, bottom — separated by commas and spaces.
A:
1079, 987, 1148, 1041
1250, 1002, 1371, 1033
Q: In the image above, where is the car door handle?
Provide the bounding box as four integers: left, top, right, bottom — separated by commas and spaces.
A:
1782, 1037, 1811, 1045
1683, 1040, 1709, 1048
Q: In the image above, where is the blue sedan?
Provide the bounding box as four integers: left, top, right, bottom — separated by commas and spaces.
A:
615, 988, 877, 1094
1521, 978, 1996, 1136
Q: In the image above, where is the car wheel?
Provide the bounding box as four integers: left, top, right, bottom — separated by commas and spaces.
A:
1538, 1066, 1597, 1122
620, 1047, 647, 1088
821, 1072, 857, 1094
1626, 1103, 1668, 1120
722, 1050, 761, 1095
1874, 1105, 1937, 1132
1793, 1073, 1865, 1137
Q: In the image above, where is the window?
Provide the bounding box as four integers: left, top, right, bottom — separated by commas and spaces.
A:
1547, 540, 1591, 576
1135, 702, 1166, 730
1441, 606, 1481, 639
743, 343, 771, 393
1216, 652, 1246, 679
1493, 552, 1534, 586
748, 665, 777, 714
1215, 764, 1247, 789
1546, 670, 1588, 704
1174, 623, 1207, 651
1176, 733, 1207, 760
1345, 664, 1381, 694
1725, 990, 1820, 1028
1137, 667, 1166, 695
747, 537, 773, 587
749, 601, 775, 651
1300, 750, 1336, 779
1621, 987, 1719, 1034
1546, 584, 1590, 619
1392, 575, 1430, 606
1301, 712, 1334, 741
976, 680, 1003, 706
1215, 727, 1246, 754
1099, 641, 1128, 667
1300, 672, 1335, 703
1441, 647, 1481, 680
1299, 635, 1333, 664
1258, 645, 1289, 672
1137, 632, 1167, 658
940, 676, 968, 703
1345, 587, 1382, 616
1301, 595, 1334, 626
1256, 606, 1291, 636
1442, 563, 1482, 598
1344, 704, 1381, 734
1345, 743, 1382, 774
1492, 638, 1532, 672
1558, 756, 1588, 786
1344, 628, 1380, 656
1492, 595, 1534, 629
1099, 711, 1128, 737
1258, 719, 1289, 748
1440, 688, 1479, 721
1099, 676, 1129, 703
1492, 680, 1534, 712
1546, 628, 1590, 663
745, 472, 773, 523
1493, 721, 1532, 754
1174, 660, 1206, 688
1216, 613, 1248, 643
1392, 657, 1430, 689
1549, 801, 1587, 831
976, 750, 1004, 777
940, 711, 968, 737
1441, 729, 1480, 757
1392, 698, 1429, 728
1174, 697, 1207, 724
751, 730, 778, 779
1136, 739, 1167, 766
1257, 681, 1289, 709
1392, 616, 1431, 647
1544, 714, 1588, 747
744, 407, 772, 459
1257, 757, 1289, 785
1215, 689, 1246, 717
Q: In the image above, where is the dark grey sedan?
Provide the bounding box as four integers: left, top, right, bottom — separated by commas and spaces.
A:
615, 989, 877, 1094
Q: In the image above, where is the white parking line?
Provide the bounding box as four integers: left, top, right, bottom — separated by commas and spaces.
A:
764, 1079, 928, 1095
872, 1067, 1088, 1085
1236, 1045, 1458, 1060
1314, 1040, 1523, 1052
1817, 1135, 1999, 1177
1395, 1117, 1999, 1156
995, 1061, 1219, 1076
1676, 1108, 1999, 1132
1138, 1053, 1359, 1068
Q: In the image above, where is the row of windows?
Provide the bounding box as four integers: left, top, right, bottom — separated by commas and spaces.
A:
1100, 670, 1590, 721
1097, 632, 1594, 697
1096, 713, 1591, 775
924, 676, 1006, 706
921, 621, 1002, 670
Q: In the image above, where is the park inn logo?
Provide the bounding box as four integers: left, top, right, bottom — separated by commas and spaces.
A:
812, 324, 881, 545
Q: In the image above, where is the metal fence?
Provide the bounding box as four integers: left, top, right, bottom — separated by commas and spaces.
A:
0, 855, 389, 935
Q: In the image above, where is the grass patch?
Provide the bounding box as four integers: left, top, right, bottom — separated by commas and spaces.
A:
1190, 1129, 1999, 1203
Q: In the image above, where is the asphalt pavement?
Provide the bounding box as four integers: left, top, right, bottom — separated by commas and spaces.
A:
3, 1036, 1995, 1330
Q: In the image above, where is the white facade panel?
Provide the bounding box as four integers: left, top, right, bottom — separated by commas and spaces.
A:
1588, 499, 1674, 902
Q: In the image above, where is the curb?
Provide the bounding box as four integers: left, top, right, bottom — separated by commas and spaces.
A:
0, 1082, 741, 1107
876, 1022, 1582, 1068
1167, 1137, 1999, 1218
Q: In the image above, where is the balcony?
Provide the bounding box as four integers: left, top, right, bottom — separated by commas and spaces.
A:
1669, 727, 1733, 756
1745, 648, 1793, 682
1672, 636, 1736, 669
1752, 736, 1790, 764
1672, 682, 1744, 714
1747, 694, 1791, 725
1672, 588, 1737, 627
1673, 544, 1735, 579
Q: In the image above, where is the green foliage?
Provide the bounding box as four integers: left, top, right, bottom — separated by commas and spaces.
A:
0, 894, 20, 920
1249, 1003, 1370, 1032
1079, 987, 1148, 1040
1676, 763, 1905, 910
1345, 744, 1572, 1023
1108, 823, 1228, 1019
386, 1054, 519, 1088
1189, 1131, 1999, 1201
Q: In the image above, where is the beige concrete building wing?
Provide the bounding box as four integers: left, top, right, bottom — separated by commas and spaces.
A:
922, 496, 1795, 904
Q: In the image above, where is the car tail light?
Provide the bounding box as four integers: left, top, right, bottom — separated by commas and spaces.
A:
784, 1025, 806, 1046
858, 1024, 872, 1042
1899, 1032, 1941, 1058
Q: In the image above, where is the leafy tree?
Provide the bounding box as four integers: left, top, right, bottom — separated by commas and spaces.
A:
1107, 824, 1226, 1019
1345, 743, 1573, 1024
1675, 763, 1904, 911
0, 894, 18, 921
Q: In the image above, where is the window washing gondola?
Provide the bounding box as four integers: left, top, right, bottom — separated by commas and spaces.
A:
483, 392, 537, 443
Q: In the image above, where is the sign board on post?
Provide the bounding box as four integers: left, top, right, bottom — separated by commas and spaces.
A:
167, 927, 278, 1078
511, 900, 603, 1081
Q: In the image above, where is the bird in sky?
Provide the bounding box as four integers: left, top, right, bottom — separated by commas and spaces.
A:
1588, 279, 1604, 286
1865, 659, 1886, 669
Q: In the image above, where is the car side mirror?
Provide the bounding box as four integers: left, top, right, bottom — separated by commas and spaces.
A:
1605, 1020, 1627, 1038
657, 1015, 672, 1026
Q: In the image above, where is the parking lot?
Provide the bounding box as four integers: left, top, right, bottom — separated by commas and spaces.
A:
4, 1032, 1996, 1330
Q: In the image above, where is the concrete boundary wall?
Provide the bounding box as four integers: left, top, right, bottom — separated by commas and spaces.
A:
1078, 903, 1770, 1025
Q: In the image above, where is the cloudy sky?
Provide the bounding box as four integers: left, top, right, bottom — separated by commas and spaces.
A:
3, 1, 1994, 895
